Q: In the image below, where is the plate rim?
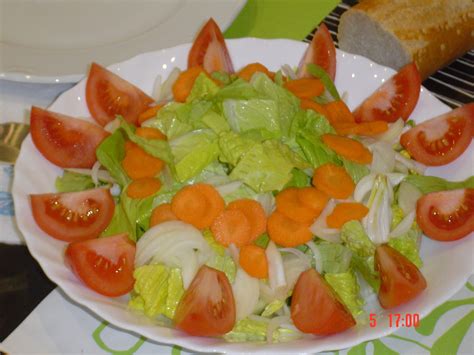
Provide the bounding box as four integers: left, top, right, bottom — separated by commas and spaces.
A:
12, 37, 474, 353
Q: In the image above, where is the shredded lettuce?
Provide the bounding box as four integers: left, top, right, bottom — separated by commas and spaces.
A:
186, 72, 220, 102
144, 102, 193, 139
316, 241, 352, 274
215, 78, 259, 100
388, 223, 423, 268
101, 203, 134, 238
342, 158, 370, 184
325, 271, 364, 318
129, 264, 184, 320
224, 318, 299, 343
55, 171, 96, 193
404, 175, 474, 194
202, 230, 237, 283
218, 131, 256, 166
96, 129, 130, 186
391, 204, 405, 230
341, 221, 375, 257
306, 63, 341, 100
223, 99, 280, 135
284, 168, 311, 188
254, 233, 270, 248
261, 300, 285, 317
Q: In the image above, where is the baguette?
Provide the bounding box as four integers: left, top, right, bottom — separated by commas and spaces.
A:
338, 0, 474, 79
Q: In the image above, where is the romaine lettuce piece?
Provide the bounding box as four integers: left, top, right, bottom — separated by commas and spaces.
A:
296, 133, 341, 168
55, 171, 96, 193
143, 102, 193, 139
230, 140, 309, 192
224, 318, 300, 342
170, 129, 219, 182
223, 99, 280, 134
316, 241, 352, 274
342, 158, 370, 184
325, 271, 364, 318
284, 168, 311, 188
96, 129, 130, 186
101, 203, 134, 238
186, 72, 220, 102
202, 229, 236, 283
218, 131, 256, 166
215, 78, 259, 100
388, 223, 423, 268
261, 300, 285, 317
391, 204, 405, 230
129, 264, 184, 320
290, 109, 334, 137
404, 175, 474, 195
341, 221, 375, 257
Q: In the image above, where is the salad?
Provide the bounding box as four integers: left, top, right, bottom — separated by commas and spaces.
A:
27, 19, 473, 342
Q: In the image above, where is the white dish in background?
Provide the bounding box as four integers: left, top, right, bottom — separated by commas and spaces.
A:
0, 0, 245, 83
12, 39, 474, 353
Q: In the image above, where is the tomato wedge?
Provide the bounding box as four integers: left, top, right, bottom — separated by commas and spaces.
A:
30, 188, 115, 242
66, 233, 135, 297
416, 189, 474, 241
291, 268, 355, 335
188, 18, 234, 73
353, 63, 421, 123
174, 265, 236, 336
86, 63, 154, 126
297, 23, 336, 81
375, 244, 427, 309
400, 104, 474, 166
30, 106, 109, 169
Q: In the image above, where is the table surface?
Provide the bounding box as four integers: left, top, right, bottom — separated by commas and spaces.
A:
1, 1, 473, 354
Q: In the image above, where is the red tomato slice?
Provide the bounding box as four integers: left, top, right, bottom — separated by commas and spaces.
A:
188, 18, 234, 73
30, 106, 109, 169
353, 63, 421, 123
65, 233, 135, 297
86, 63, 154, 126
416, 189, 474, 241
291, 268, 355, 335
375, 244, 427, 309
400, 104, 474, 166
174, 265, 236, 336
297, 23, 336, 81
30, 188, 115, 242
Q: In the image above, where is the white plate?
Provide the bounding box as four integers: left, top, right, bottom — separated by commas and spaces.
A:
0, 0, 245, 83
12, 39, 474, 353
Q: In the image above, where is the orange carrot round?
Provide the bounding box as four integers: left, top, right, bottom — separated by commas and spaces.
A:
326, 202, 369, 229
297, 187, 329, 219
237, 63, 274, 81
227, 199, 266, 242
333, 121, 389, 136
126, 177, 162, 199
135, 127, 167, 140
239, 245, 268, 279
211, 209, 251, 247
276, 188, 317, 224
137, 104, 163, 126
267, 211, 313, 247
284, 78, 325, 100
312, 163, 355, 199
300, 99, 328, 117
322, 133, 373, 164
172, 66, 206, 102
122, 141, 165, 180
150, 203, 177, 227
171, 183, 225, 230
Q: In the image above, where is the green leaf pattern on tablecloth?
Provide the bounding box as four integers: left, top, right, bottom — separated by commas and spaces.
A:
90, 280, 473, 354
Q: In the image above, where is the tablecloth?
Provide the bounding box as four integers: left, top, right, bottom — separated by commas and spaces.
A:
1, 1, 473, 354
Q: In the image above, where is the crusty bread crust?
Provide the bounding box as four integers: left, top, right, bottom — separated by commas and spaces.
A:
338, 0, 474, 79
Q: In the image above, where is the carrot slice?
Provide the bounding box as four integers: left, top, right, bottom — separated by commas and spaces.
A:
239, 245, 268, 279
267, 211, 313, 247
172, 66, 206, 102
297, 187, 329, 219
284, 78, 325, 100
150, 203, 177, 227
227, 199, 266, 242
312, 163, 355, 199
324, 100, 355, 125
211, 210, 251, 247
135, 127, 167, 140
122, 141, 165, 180
333, 121, 389, 136
237, 63, 274, 81
275, 188, 318, 224
126, 177, 162, 199
137, 104, 163, 126
171, 183, 225, 230
326, 202, 369, 229
300, 99, 328, 116
322, 133, 373, 164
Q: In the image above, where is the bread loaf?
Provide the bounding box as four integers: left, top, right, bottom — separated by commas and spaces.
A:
337, 0, 474, 79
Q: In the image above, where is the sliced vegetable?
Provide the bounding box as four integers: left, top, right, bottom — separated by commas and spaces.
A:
211, 209, 251, 247
30, 106, 109, 169
137, 104, 163, 126
227, 199, 267, 242
150, 203, 177, 227
267, 211, 313, 247
65, 233, 135, 297
312, 163, 355, 199
135, 126, 167, 140
333, 121, 389, 136
400, 104, 474, 166
276, 188, 320, 224
238, 63, 273, 81
322, 134, 372, 164
404, 175, 474, 195
122, 141, 165, 180
126, 178, 162, 199
172, 66, 207, 102
284, 78, 325, 100
30, 188, 114, 242
326, 202, 369, 229
239, 245, 269, 279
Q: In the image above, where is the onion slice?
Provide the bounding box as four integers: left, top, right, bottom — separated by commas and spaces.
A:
266, 241, 287, 292
390, 210, 416, 238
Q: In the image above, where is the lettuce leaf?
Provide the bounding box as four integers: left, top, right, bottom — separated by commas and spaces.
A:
170, 129, 219, 182
296, 133, 341, 168
325, 271, 364, 318
187, 72, 220, 102
101, 203, 134, 238
284, 168, 311, 188
223, 99, 280, 135
202, 230, 236, 283
342, 158, 370, 184
261, 300, 285, 317
404, 175, 474, 194
341, 221, 375, 257
230, 140, 309, 192
129, 264, 184, 320
215, 78, 259, 100
96, 129, 130, 187
224, 318, 300, 342
316, 241, 352, 274
55, 171, 96, 193
388, 223, 423, 268
218, 131, 257, 166
143, 102, 193, 139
